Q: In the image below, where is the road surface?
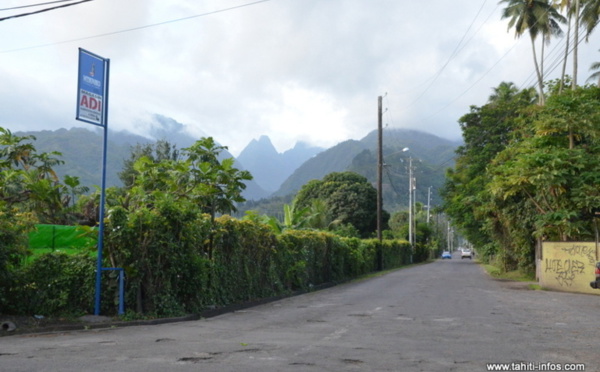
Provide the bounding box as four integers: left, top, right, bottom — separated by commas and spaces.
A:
1, 251, 599, 371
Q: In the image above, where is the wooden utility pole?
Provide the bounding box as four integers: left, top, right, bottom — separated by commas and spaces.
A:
377, 96, 383, 270
408, 156, 413, 247
377, 96, 383, 242
573, 0, 580, 88
427, 186, 432, 224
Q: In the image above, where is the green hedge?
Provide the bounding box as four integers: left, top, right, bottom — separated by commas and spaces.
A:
2, 216, 416, 317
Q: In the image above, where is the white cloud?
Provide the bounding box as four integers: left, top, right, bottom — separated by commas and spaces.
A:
2, 0, 600, 156
258, 83, 349, 153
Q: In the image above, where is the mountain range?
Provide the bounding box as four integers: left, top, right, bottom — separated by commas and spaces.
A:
12, 115, 461, 212
236, 135, 324, 193
266, 128, 460, 212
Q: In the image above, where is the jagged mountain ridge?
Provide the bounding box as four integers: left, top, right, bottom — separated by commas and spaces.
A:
236, 135, 324, 193
12, 117, 460, 208
270, 128, 461, 211
14, 114, 271, 200
12, 115, 321, 200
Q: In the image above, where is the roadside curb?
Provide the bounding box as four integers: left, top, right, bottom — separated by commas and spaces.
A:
2, 264, 427, 337
0, 283, 340, 337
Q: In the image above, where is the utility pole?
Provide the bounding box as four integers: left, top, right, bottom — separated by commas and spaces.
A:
408, 156, 413, 247
573, 0, 580, 88
447, 221, 451, 252
377, 96, 383, 242
376, 96, 383, 270
427, 186, 431, 224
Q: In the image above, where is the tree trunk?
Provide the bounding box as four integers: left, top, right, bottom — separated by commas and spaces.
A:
572, 0, 580, 88
541, 35, 545, 82
530, 34, 545, 105
569, 127, 575, 149
560, 11, 572, 94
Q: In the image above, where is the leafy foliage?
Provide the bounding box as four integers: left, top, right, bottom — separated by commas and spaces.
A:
443, 84, 600, 273
0, 128, 88, 224
1, 132, 419, 319
294, 171, 384, 237
0, 206, 33, 311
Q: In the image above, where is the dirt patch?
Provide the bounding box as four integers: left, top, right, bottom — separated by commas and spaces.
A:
0, 315, 91, 336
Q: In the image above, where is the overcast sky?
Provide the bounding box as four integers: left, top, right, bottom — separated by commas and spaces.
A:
2, 0, 600, 156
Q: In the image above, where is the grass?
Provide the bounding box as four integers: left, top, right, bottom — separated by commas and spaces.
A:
481, 263, 535, 282
527, 284, 544, 290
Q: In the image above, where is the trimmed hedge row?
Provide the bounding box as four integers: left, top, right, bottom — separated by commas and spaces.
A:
2, 216, 416, 317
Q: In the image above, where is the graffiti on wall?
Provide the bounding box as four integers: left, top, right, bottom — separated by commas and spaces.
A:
541, 242, 598, 292
544, 258, 585, 287
560, 244, 596, 265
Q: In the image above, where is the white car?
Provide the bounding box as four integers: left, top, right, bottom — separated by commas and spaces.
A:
461, 249, 473, 259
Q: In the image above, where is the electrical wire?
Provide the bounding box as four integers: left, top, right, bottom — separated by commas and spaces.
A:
0, 0, 92, 22
519, 27, 590, 89
0, 0, 83, 12
408, 0, 490, 106
403, 3, 583, 129
0, 0, 272, 53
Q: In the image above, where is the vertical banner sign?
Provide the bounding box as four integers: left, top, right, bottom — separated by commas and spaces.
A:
76, 48, 115, 316
77, 49, 107, 126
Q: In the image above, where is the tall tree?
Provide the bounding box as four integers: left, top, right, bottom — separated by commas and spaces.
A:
441, 83, 537, 267
294, 171, 383, 238
501, 0, 565, 104
572, 0, 581, 87
555, 0, 573, 92
488, 86, 600, 242
119, 140, 180, 188
581, 0, 600, 38
488, 81, 520, 103
0, 127, 85, 224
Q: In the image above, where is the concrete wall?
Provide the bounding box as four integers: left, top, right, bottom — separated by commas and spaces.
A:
539, 242, 600, 295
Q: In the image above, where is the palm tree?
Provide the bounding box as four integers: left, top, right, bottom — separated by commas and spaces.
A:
586, 50, 600, 85
572, 0, 581, 87
556, 0, 600, 89
555, 0, 572, 92
500, 0, 566, 104
581, 0, 600, 39
488, 81, 520, 103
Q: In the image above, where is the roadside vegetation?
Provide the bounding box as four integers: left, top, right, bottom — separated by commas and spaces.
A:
0, 128, 441, 319
442, 0, 600, 277
7, 0, 600, 321
443, 83, 600, 276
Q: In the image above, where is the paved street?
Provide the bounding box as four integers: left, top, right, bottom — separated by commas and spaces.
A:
2, 251, 599, 372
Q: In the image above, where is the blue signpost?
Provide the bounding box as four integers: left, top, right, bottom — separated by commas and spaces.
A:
76, 48, 122, 316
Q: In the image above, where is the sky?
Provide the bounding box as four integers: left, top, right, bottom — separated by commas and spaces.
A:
2, 0, 600, 157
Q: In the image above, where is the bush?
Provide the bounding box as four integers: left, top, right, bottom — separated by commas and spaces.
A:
7, 253, 95, 316
3, 215, 419, 318
0, 208, 33, 313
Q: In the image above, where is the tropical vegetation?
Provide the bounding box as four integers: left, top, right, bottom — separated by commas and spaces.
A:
6, 0, 600, 320
441, 0, 600, 274
442, 82, 600, 273
0, 129, 423, 318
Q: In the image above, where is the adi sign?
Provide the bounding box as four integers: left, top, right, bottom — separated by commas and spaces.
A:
76, 48, 109, 126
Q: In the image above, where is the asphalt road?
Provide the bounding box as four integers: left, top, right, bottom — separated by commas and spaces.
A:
2, 251, 600, 372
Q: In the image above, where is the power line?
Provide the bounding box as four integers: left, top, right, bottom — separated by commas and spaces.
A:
0, 0, 272, 54
519, 26, 590, 90
0, 0, 82, 12
0, 0, 92, 22
409, 3, 577, 127
408, 0, 491, 107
